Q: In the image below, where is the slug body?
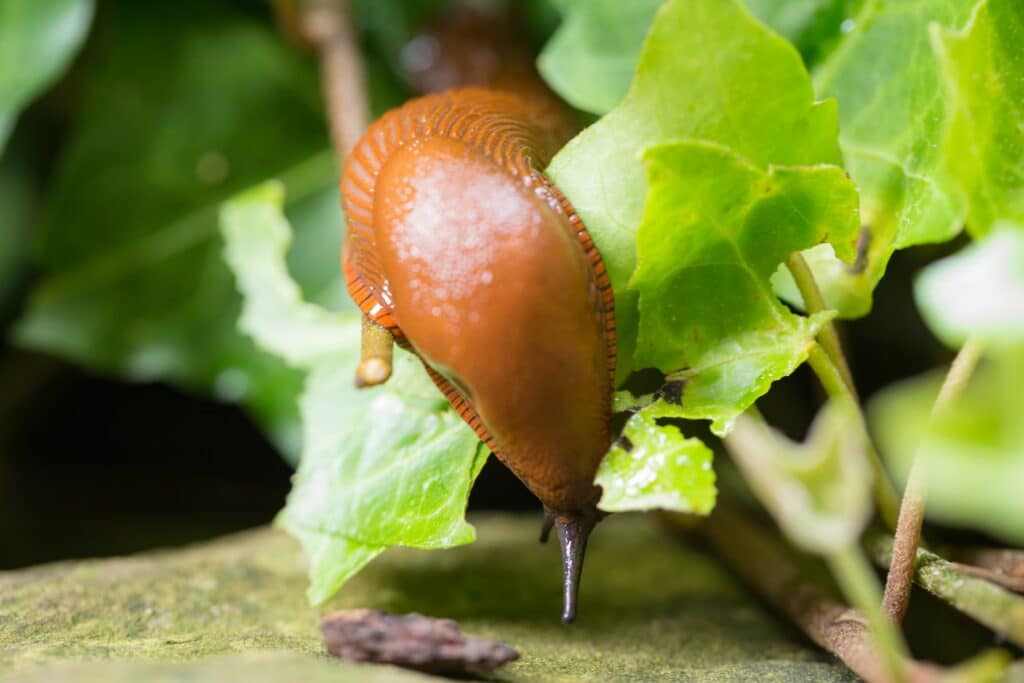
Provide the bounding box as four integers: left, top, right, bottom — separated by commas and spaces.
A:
340, 12, 615, 623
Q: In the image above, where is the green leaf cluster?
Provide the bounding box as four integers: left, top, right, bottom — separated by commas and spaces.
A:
547, 0, 855, 431
870, 0, 1024, 544
784, 0, 978, 316
932, 0, 1024, 237
11, 1, 349, 458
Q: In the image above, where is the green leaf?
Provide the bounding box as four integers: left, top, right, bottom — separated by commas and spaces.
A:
916, 224, 1024, 349
221, 182, 357, 368
0, 0, 93, 153
220, 183, 486, 605
726, 400, 872, 554
931, 0, 1024, 237
632, 141, 857, 432
784, 0, 978, 317
596, 400, 716, 514
13, 1, 335, 458
742, 0, 864, 67
547, 0, 841, 382
536, 0, 862, 119
870, 348, 1024, 545
537, 0, 664, 115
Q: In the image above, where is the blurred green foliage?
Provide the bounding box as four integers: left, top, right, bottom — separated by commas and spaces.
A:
13, 1, 335, 457
0, 0, 93, 152
869, 0, 1024, 545
0, 155, 34, 313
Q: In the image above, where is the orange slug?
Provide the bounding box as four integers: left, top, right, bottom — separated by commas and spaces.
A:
339, 7, 616, 624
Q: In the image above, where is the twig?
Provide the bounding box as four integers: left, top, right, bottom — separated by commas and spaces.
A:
298, 0, 370, 159
701, 503, 937, 683
271, 0, 311, 50
827, 547, 910, 682
933, 338, 985, 411
882, 338, 985, 623
868, 533, 1024, 649
949, 563, 1024, 594
786, 252, 857, 398
952, 548, 1024, 592
882, 461, 927, 623
291, 1, 395, 385
957, 549, 1024, 578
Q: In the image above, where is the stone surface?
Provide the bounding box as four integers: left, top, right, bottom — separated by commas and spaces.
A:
0, 513, 855, 681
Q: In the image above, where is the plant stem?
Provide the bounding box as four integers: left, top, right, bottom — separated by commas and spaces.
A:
933, 338, 985, 414
881, 337, 985, 623
949, 562, 1024, 594
881, 460, 926, 623
789, 252, 901, 528
828, 546, 910, 683
297, 0, 370, 159
786, 252, 857, 397
701, 503, 936, 683
868, 533, 1024, 649
951, 548, 1024, 592
806, 345, 901, 530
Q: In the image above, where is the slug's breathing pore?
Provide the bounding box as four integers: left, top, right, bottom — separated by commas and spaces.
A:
340, 8, 615, 624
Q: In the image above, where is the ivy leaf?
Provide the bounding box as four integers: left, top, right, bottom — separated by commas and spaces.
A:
742, 0, 864, 67
0, 0, 94, 152
13, 1, 335, 458
536, 0, 861, 119
916, 225, 1024, 349
537, 0, 663, 115
596, 400, 716, 514
931, 0, 1024, 237
777, 0, 978, 317
632, 141, 857, 432
547, 0, 842, 383
726, 399, 872, 554
870, 349, 1024, 545
221, 182, 487, 605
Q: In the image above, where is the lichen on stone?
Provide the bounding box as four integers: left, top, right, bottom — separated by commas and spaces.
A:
0, 514, 855, 682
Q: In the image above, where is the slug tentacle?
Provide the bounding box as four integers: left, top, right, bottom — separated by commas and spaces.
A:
355, 315, 394, 388
539, 508, 555, 544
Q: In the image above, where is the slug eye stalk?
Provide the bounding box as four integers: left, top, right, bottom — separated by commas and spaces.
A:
355, 315, 394, 388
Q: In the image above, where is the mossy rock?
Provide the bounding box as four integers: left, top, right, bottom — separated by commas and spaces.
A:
0, 513, 854, 681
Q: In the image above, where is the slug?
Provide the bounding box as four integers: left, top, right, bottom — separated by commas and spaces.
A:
339, 8, 616, 624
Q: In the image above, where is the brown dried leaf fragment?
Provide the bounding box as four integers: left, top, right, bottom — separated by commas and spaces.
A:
321, 609, 519, 676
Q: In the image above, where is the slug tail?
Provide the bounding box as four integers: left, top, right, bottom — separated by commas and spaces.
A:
556, 512, 598, 624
